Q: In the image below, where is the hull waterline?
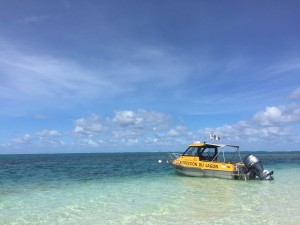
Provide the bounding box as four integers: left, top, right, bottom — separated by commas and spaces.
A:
172, 164, 248, 180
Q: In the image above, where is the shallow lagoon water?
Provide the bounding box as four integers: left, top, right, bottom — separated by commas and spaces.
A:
0, 152, 299, 225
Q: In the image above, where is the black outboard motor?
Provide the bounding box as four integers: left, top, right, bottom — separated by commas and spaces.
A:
243, 154, 274, 180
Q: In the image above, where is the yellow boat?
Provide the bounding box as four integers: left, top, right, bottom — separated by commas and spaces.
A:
169, 142, 273, 180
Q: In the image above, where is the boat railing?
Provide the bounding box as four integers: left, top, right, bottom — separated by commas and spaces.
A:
168, 153, 181, 163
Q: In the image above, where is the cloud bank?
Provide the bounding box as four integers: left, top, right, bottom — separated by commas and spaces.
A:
3, 97, 300, 153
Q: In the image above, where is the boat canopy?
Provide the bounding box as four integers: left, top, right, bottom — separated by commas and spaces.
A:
190, 142, 239, 149
186, 142, 241, 163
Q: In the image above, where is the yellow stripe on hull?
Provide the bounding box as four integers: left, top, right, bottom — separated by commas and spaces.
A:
173, 156, 235, 172
173, 165, 235, 179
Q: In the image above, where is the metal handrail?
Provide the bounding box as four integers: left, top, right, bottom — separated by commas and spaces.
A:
168, 153, 181, 162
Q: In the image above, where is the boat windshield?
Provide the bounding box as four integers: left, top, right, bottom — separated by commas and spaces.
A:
183, 146, 198, 156
183, 145, 218, 161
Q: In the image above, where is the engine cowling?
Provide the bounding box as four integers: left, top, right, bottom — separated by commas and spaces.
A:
243, 154, 274, 180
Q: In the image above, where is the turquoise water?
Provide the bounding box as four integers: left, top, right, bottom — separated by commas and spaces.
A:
0, 152, 299, 225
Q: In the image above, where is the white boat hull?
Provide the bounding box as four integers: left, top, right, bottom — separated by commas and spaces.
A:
172, 164, 248, 180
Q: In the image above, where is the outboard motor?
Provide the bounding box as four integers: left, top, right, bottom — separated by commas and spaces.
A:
243, 154, 274, 180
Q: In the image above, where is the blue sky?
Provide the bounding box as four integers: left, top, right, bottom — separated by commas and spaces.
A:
1, 0, 300, 153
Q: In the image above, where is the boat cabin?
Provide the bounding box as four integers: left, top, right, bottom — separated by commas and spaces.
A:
181, 142, 241, 163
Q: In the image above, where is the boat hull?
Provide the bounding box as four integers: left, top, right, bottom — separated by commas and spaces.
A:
172, 164, 247, 180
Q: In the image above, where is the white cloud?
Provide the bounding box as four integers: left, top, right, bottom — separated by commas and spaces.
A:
11, 134, 31, 145
36, 129, 63, 145
167, 125, 188, 137
253, 107, 283, 126
200, 104, 300, 145
81, 139, 99, 147
200, 122, 293, 145
4, 103, 300, 151
74, 115, 104, 136
37, 129, 60, 137
167, 129, 180, 136
253, 105, 300, 126
109, 109, 176, 145
6, 130, 64, 149
69, 109, 191, 148
112, 109, 172, 130
126, 138, 139, 145
113, 111, 143, 127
